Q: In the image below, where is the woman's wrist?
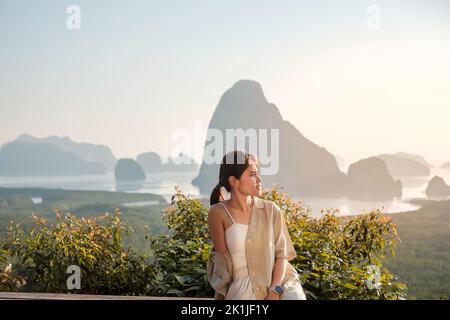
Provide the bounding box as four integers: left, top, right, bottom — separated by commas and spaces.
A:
214, 292, 225, 300
269, 284, 283, 292
265, 290, 281, 300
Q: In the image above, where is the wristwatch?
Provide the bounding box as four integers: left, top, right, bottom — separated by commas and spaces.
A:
269, 285, 284, 296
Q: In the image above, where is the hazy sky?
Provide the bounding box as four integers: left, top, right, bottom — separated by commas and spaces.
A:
1, 0, 449, 167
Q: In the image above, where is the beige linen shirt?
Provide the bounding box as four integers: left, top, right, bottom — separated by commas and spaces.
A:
207, 196, 300, 299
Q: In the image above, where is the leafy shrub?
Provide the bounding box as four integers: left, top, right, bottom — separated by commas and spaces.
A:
148, 186, 407, 299
147, 187, 213, 297
0, 248, 26, 291
264, 187, 407, 299
0, 186, 408, 299
2, 209, 155, 295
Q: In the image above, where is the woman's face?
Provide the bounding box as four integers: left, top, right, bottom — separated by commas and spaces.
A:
236, 159, 262, 197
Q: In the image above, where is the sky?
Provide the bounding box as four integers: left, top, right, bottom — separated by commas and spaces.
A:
1, 0, 450, 167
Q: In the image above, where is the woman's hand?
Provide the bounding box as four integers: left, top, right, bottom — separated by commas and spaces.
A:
214, 292, 225, 300
264, 291, 281, 300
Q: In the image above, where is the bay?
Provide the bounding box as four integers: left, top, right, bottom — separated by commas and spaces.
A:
1, 167, 450, 216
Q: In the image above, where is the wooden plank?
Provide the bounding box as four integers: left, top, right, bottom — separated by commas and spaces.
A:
0, 292, 212, 300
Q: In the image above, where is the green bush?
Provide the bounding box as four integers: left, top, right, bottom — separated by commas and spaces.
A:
147, 187, 213, 297
147, 186, 407, 299
0, 186, 408, 299
1, 209, 155, 295
264, 187, 407, 299
0, 247, 26, 291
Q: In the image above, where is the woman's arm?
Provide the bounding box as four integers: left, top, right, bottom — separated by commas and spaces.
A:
266, 203, 296, 300
271, 257, 287, 287
207, 206, 229, 300
207, 205, 228, 253
265, 257, 288, 300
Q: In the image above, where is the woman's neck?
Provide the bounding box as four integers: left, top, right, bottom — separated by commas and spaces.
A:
228, 193, 254, 215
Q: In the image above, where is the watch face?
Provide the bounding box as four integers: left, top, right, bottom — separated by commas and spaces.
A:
275, 286, 283, 294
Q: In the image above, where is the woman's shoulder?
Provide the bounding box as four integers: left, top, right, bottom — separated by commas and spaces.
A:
210, 201, 230, 211
208, 202, 227, 220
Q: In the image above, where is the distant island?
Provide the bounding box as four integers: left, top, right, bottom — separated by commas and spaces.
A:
0, 135, 199, 178
393, 152, 433, 169
115, 159, 146, 181
347, 157, 402, 201
16, 133, 117, 171
0, 141, 106, 176
163, 153, 198, 172
377, 153, 431, 177
137, 152, 198, 173
440, 161, 450, 169
136, 152, 163, 173
425, 175, 450, 198
192, 80, 402, 201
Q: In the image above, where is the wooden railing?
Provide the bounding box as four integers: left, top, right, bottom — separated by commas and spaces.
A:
0, 291, 212, 300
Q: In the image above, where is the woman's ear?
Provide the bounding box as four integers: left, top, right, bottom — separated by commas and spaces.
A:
228, 175, 238, 188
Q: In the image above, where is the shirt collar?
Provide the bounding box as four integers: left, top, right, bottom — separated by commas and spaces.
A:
253, 196, 265, 210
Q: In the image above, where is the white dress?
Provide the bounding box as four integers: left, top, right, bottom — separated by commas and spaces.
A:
218, 202, 257, 300
218, 201, 307, 300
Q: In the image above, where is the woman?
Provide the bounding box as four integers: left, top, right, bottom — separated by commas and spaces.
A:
207, 150, 306, 300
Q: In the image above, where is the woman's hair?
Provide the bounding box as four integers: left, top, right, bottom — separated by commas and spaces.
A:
209, 150, 257, 205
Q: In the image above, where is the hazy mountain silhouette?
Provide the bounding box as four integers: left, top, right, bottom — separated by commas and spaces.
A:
163, 153, 198, 172
192, 80, 347, 198
114, 159, 146, 181
136, 152, 163, 173
440, 161, 450, 169
377, 153, 430, 177
347, 157, 402, 201
137, 151, 198, 173
394, 152, 433, 169
16, 133, 117, 171
0, 141, 106, 176
425, 175, 450, 198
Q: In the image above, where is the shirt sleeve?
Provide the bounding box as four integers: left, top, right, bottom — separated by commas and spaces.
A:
207, 249, 233, 297
273, 203, 297, 261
